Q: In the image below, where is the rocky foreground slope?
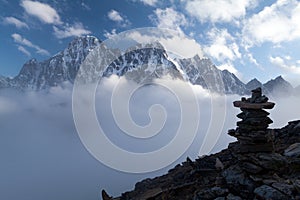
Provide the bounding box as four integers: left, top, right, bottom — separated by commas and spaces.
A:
103, 88, 300, 200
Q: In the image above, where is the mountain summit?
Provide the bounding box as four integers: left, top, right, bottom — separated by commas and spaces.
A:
246, 78, 263, 91
263, 76, 294, 96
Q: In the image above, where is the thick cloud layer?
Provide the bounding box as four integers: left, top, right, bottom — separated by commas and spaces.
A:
0, 76, 299, 200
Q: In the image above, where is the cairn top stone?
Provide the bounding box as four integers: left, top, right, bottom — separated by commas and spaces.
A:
233, 101, 275, 109
233, 87, 275, 109
251, 87, 261, 93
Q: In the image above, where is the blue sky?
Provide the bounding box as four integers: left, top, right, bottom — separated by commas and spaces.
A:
1, 0, 300, 86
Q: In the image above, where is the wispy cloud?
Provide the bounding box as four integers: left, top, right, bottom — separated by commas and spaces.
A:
217, 62, 241, 79
204, 28, 241, 62
53, 23, 91, 39
246, 53, 259, 66
3, 17, 29, 29
150, 7, 188, 32
125, 29, 204, 58
11, 33, 50, 56
103, 29, 117, 39
184, 0, 257, 23
20, 0, 62, 25
270, 56, 300, 74
107, 10, 131, 27
17, 46, 31, 57
136, 0, 158, 7
81, 2, 91, 10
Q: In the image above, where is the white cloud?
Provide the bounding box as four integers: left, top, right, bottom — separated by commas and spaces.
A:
104, 29, 117, 39
150, 7, 188, 32
131, 0, 158, 7
19, 1, 91, 39
185, 0, 257, 23
270, 56, 285, 67
17, 46, 31, 57
21, 0, 62, 25
12, 33, 32, 47
3, 17, 29, 29
107, 9, 131, 27
204, 28, 241, 62
217, 62, 238, 74
243, 0, 300, 46
285, 55, 291, 60
108, 10, 124, 22
53, 23, 91, 39
11, 33, 49, 56
124, 29, 204, 58
217, 62, 243, 79
139, 0, 158, 6
270, 56, 300, 74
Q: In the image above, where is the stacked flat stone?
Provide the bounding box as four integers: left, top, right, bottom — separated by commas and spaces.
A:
228, 87, 275, 153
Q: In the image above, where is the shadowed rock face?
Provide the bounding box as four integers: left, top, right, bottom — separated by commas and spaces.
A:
102, 88, 300, 200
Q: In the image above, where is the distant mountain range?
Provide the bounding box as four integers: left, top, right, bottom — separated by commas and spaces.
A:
0, 35, 297, 96
245, 76, 295, 97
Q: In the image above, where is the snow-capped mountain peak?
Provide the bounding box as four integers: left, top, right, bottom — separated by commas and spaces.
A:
0, 35, 295, 96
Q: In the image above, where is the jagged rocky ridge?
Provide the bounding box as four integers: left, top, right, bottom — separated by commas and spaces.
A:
103, 89, 300, 200
0, 35, 297, 95
7, 36, 101, 90
0, 75, 9, 89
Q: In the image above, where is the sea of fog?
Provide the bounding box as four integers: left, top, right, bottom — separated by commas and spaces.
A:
0, 76, 299, 200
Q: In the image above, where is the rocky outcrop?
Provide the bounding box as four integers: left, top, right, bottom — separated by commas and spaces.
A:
228, 87, 275, 153
101, 190, 113, 200
102, 88, 300, 200
0, 75, 9, 89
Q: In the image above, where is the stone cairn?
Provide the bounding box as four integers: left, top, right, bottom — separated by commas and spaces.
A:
228, 87, 275, 153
